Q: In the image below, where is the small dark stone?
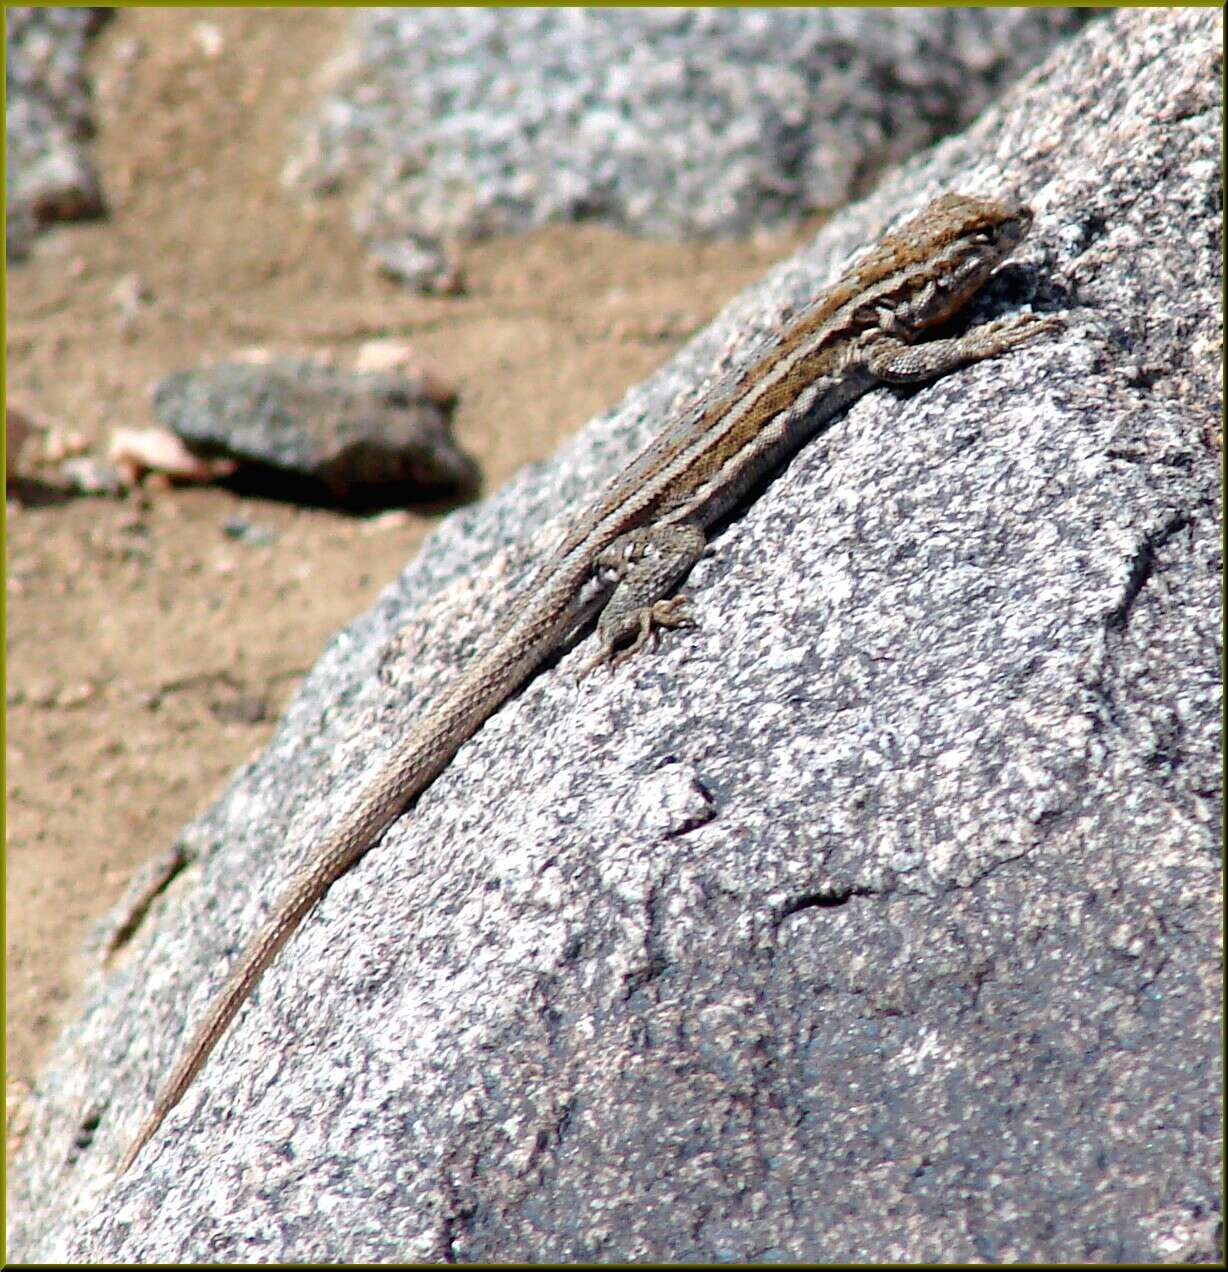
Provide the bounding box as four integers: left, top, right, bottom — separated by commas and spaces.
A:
153, 358, 478, 509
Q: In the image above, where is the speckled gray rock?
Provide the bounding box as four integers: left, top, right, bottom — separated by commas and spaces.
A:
286, 7, 1096, 277
9, 7, 1221, 1263
152, 358, 476, 508
5, 7, 110, 260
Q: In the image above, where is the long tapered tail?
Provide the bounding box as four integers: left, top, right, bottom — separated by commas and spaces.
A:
117, 564, 598, 1175
115, 695, 478, 1176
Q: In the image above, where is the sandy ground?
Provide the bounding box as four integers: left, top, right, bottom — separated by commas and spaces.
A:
5, 7, 818, 1142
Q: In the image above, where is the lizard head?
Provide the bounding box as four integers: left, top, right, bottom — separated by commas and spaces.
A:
873, 193, 1038, 333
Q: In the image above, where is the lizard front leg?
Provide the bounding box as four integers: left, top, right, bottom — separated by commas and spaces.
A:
579, 522, 706, 674
863, 311, 1063, 383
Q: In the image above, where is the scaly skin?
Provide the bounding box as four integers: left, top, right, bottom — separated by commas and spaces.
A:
118, 193, 1061, 1175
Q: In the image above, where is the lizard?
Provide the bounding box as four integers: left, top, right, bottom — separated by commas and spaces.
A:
117, 191, 1062, 1175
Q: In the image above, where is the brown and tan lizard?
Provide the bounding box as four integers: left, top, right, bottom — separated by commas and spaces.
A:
118, 192, 1062, 1175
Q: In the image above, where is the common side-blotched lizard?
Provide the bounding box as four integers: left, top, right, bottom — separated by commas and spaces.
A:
118, 192, 1062, 1174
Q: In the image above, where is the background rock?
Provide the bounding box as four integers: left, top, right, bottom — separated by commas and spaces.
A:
9, 7, 1221, 1263
5, 7, 111, 259
153, 358, 476, 508
286, 8, 1096, 272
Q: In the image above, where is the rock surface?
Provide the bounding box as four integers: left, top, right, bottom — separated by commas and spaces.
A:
9, 8, 1221, 1263
286, 8, 1095, 274
153, 358, 476, 508
5, 7, 110, 259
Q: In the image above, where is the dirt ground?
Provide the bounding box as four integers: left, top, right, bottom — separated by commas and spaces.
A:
5, 7, 819, 1134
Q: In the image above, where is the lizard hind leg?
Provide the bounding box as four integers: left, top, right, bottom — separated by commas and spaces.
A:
579, 522, 705, 675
